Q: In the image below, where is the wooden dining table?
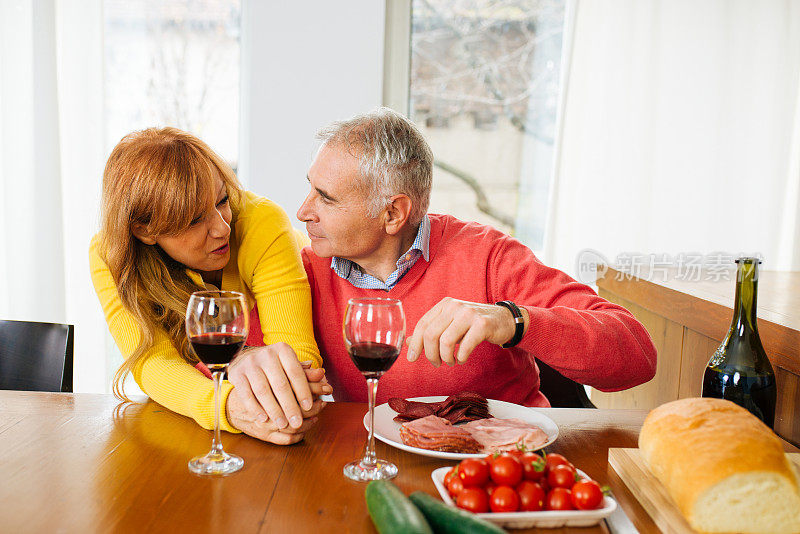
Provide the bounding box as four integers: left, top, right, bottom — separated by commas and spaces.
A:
1, 391, 795, 533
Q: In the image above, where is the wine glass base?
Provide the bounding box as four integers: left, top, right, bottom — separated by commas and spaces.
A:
188, 451, 244, 476
343, 459, 398, 482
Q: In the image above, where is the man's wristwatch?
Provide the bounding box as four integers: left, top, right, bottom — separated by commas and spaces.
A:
495, 300, 525, 348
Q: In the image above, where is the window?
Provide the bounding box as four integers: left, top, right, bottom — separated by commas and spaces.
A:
410, 0, 566, 249
104, 0, 241, 166
102, 0, 241, 390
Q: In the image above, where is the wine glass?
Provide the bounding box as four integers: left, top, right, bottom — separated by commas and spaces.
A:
342, 297, 405, 481
186, 290, 248, 475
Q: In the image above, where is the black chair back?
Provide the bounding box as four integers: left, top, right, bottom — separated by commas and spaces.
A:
0, 320, 74, 392
537, 360, 595, 408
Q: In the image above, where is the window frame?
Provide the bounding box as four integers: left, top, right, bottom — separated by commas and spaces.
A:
381, 0, 411, 114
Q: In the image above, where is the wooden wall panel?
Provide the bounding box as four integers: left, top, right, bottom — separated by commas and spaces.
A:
775, 368, 800, 447
596, 269, 800, 446
678, 329, 720, 398
597, 269, 800, 376
591, 292, 683, 410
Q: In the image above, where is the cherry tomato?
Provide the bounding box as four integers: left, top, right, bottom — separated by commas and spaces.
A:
456, 487, 490, 513
544, 453, 572, 474
503, 448, 525, 460
521, 452, 546, 481
516, 481, 546, 512
443, 467, 457, 487
447, 475, 465, 498
485, 481, 498, 496
539, 477, 550, 493
545, 487, 574, 511
547, 464, 578, 489
490, 455, 523, 487
458, 458, 490, 487
571, 479, 604, 510
489, 485, 520, 513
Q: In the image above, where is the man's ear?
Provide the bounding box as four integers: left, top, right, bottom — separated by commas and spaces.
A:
383, 194, 413, 236
131, 223, 157, 245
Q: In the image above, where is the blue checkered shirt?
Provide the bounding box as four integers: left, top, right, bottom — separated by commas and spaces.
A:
330, 215, 431, 290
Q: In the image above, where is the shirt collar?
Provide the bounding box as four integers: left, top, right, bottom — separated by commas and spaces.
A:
407, 214, 430, 263
330, 214, 431, 285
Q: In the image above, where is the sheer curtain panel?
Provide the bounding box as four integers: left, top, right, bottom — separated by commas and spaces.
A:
0, 0, 65, 324
0, 0, 107, 392
544, 0, 800, 277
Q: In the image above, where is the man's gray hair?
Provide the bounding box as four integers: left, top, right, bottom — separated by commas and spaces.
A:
317, 107, 433, 226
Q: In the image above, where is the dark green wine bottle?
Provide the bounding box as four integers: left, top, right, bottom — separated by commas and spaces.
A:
701, 257, 776, 427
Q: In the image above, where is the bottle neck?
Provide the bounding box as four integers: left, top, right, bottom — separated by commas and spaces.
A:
731, 260, 759, 335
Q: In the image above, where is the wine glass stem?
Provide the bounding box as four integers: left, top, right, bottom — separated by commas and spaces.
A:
363, 377, 379, 467
211, 370, 224, 457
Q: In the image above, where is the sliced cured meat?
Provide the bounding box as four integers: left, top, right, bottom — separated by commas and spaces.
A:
390, 392, 490, 424
391, 393, 549, 454
396, 403, 436, 421
399, 415, 483, 453
387, 398, 409, 413
461, 417, 549, 453
398, 415, 549, 454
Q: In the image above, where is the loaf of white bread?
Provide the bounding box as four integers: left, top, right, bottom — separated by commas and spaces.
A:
639, 398, 800, 533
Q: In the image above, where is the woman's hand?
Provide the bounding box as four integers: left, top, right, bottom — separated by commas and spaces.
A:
227, 395, 326, 445
226, 343, 331, 431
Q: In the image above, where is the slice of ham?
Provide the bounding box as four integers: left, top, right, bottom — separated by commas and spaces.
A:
461, 417, 549, 453
399, 415, 483, 453
399, 415, 549, 454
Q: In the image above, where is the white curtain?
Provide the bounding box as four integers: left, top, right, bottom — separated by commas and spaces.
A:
0, 0, 65, 322
544, 0, 800, 277
0, 0, 107, 392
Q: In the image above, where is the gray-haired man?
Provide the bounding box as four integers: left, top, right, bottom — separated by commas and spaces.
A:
296, 108, 657, 405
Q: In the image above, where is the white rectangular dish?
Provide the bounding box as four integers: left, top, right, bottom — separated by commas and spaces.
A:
431, 466, 617, 529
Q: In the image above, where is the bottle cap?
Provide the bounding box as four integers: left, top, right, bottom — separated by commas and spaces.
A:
734, 257, 762, 264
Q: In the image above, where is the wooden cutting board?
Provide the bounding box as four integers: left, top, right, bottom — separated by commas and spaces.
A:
609, 448, 800, 533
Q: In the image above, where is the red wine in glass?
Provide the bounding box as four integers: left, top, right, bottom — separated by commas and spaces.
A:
342, 297, 405, 482
185, 290, 248, 476
190, 332, 245, 369
348, 341, 400, 379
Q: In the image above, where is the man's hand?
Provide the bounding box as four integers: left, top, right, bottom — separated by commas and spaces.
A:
226, 343, 332, 431
227, 394, 325, 445
406, 297, 529, 367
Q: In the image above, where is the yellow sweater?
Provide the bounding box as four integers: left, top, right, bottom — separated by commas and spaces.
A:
89, 191, 321, 432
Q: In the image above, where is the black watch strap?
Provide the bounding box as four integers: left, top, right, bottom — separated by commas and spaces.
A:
495, 300, 525, 348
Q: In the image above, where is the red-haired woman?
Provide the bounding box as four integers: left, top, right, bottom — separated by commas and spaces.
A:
90, 127, 328, 444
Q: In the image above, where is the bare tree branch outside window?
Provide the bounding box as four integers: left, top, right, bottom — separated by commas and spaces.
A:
410, 0, 565, 240
102, 0, 241, 391
105, 0, 240, 168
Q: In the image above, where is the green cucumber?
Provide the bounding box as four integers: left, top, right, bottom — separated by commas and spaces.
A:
408, 491, 506, 534
365, 480, 434, 534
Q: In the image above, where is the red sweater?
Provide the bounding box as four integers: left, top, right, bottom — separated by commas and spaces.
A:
301, 214, 657, 406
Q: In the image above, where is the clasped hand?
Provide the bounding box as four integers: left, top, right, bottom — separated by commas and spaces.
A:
407, 297, 526, 367
225, 342, 331, 444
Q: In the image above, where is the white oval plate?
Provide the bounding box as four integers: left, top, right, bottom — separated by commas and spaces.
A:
431, 466, 617, 529
364, 395, 559, 460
